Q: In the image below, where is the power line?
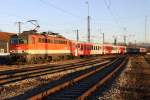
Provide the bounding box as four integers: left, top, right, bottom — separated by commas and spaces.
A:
39, 0, 81, 18
103, 0, 122, 29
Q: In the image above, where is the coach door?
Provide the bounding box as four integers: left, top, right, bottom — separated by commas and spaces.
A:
31, 36, 36, 54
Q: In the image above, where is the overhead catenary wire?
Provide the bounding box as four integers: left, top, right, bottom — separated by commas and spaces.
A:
103, 0, 122, 30
39, 0, 82, 19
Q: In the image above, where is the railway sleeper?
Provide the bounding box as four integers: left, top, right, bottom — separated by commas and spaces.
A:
40, 57, 125, 98
42, 58, 125, 99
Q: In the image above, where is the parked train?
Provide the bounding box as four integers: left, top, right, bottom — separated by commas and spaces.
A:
9, 31, 147, 63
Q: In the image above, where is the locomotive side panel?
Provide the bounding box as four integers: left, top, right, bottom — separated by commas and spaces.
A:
26, 34, 72, 62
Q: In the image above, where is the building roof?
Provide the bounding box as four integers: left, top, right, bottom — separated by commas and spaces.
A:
0, 32, 16, 42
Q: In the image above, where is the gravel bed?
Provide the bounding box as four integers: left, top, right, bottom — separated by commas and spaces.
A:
98, 55, 150, 100
0, 60, 109, 99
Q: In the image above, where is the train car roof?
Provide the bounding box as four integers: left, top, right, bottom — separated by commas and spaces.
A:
18, 30, 69, 40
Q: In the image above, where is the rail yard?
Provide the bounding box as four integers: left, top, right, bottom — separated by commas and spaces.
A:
0, 54, 149, 100
0, 28, 148, 100
0, 1, 150, 100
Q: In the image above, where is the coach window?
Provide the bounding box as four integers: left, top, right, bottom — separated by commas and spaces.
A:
59, 40, 61, 44
60, 40, 62, 44
55, 40, 59, 44
39, 38, 42, 43
99, 46, 101, 50
63, 41, 65, 44
64, 41, 67, 44
42, 38, 45, 43
58, 40, 60, 44
50, 39, 53, 43
47, 39, 50, 43
54, 40, 56, 44
56, 40, 59, 44
61, 40, 63, 44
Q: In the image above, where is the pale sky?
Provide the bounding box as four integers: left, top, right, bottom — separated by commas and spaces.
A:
0, 0, 150, 44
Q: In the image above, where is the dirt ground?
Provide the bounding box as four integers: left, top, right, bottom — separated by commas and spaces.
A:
99, 55, 150, 100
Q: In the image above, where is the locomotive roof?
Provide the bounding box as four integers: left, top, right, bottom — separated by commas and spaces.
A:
21, 31, 68, 39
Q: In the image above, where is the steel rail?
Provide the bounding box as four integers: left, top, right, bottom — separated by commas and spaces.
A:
77, 57, 128, 100
0, 58, 110, 85
28, 58, 120, 100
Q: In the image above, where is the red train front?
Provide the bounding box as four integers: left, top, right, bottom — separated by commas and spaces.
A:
10, 31, 72, 63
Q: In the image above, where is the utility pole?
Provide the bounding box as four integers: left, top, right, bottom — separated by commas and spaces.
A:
123, 35, 126, 45
73, 29, 79, 41
113, 35, 117, 45
145, 15, 147, 43
86, 1, 90, 42
102, 33, 104, 44
135, 40, 136, 48
77, 30, 79, 42
16, 21, 23, 35
102, 33, 104, 55
123, 27, 127, 45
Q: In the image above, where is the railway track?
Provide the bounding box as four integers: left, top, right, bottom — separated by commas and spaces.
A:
11, 56, 128, 100
144, 55, 150, 65
0, 56, 115, 86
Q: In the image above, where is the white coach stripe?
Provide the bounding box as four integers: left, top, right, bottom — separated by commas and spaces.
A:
26, 50, 71, 54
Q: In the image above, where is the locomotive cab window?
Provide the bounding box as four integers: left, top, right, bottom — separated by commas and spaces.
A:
11, 37, 18, 44
19, 38, 27, 44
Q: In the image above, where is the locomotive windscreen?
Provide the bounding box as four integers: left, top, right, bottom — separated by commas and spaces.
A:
11, 35, 27, 44
11, 35, 18, 44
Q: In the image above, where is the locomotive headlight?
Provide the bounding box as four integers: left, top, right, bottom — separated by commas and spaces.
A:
10, 50, 15, 53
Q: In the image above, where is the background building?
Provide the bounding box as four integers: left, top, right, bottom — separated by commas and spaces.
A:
0, 32, 15, 56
